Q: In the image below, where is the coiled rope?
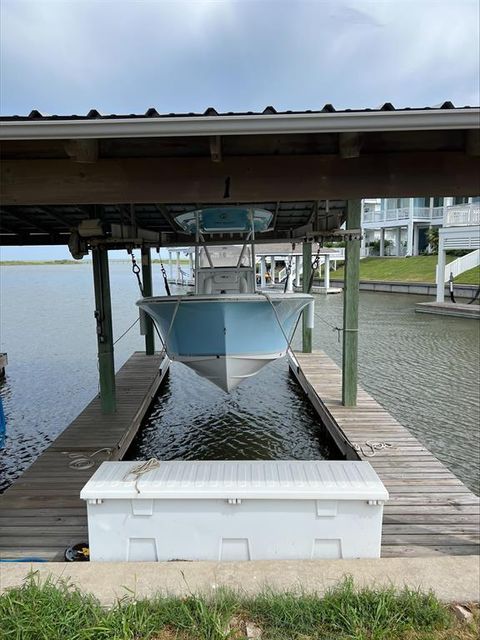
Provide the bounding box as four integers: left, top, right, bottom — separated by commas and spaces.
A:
123, 458, 161, 493
351, 441, 392, 458
66, 448, 112, 470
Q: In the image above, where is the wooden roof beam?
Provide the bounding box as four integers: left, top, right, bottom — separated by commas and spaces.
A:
0, 207, 56, 234
155, 204, 179, 231
466, 129, 480, 156
38, 206, 76, 228
2, 152, 480, 205
0, 220, 23, 235
339, 132, 363, 158
209, 136, 222, 163
65, 139, 98, 163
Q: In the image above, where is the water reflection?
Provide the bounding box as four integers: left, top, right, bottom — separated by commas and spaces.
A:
128, 359, 336, 461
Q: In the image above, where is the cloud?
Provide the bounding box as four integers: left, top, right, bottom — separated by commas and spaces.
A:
0, 0, 478, 115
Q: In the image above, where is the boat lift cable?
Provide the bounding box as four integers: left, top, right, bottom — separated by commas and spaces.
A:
113, 317, 140, 345
308, 243, 323, 293
258, 292, 303, 355
159, 259, 171, 296
468, 286, 480, 305
128, 250, 144, 297
147, 299, 182, 360
314, 310, 344, 342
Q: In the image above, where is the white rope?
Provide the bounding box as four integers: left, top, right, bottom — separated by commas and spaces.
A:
66, 448, 112, 470
123, 458, 161, 493
351, 441, 393, 458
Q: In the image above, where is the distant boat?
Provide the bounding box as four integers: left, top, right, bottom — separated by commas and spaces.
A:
137, 207, 313, 392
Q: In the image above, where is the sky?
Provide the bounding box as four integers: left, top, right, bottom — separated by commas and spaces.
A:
1, 0, 479, 259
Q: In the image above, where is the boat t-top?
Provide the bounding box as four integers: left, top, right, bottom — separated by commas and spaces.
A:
137, 207, 313, 392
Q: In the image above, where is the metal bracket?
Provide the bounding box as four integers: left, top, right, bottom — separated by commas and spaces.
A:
367, 500, 385, 506
227, 498, 242, 505
88, 498, 103, 505
304, 229, 363, 242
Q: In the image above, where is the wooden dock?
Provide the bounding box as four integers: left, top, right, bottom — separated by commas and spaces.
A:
1, 348, 478, 561
290, 351, 480, 558
0, 352, 169, 561
416, 301, 480, 319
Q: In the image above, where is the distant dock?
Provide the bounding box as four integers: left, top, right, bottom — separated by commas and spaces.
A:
416, 301, 480, 319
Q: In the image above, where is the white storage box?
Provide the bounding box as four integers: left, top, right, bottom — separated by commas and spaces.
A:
80, 460, 388, 562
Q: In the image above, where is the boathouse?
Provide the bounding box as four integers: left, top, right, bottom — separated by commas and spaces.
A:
0, 104, 479, 560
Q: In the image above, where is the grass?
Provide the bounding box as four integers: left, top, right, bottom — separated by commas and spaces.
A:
455, 265, 480, 285
0, 573, 477, 640
330, 256, 479, 285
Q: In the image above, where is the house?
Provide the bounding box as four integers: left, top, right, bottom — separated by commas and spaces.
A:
361, 196, 480, 256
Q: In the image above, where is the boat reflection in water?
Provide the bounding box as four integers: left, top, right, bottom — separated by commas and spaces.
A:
137, 207, 313, 392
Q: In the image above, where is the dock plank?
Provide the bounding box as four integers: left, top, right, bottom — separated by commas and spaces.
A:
0, 352, 169, 561
290, 350, 480, 558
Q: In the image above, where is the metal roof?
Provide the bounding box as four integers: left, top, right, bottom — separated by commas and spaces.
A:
1, 103, 479, 247
0, 101, 474, 121
1, 103, 478, 140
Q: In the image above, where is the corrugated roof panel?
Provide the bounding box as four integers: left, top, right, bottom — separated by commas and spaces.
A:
1, 102, 476, 121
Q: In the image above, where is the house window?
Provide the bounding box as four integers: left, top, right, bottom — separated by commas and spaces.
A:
453, 196, 468, 205
433, 197, 444, 207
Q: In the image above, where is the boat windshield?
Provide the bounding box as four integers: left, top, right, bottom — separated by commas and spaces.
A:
174, 207, 272, 234
198, 245, 252, 268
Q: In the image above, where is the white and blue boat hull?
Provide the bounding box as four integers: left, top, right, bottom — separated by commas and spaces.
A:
137, 293, 312, 392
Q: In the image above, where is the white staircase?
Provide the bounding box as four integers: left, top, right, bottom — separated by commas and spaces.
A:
443, 249, 480, 282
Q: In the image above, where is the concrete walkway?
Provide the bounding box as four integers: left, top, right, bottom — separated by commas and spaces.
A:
1, 557, 479, 605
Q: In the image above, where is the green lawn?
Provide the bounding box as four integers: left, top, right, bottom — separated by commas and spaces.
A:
456, 265, 480, 285
1, 574, 477, 640
330, 256, 479, 285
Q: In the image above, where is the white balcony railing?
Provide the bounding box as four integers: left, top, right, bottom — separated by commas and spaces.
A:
443, 203, 480, 227
363, 206, 445, 224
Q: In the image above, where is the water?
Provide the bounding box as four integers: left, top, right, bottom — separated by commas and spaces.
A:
128, 360, 334, 461
0, 264, 479, 494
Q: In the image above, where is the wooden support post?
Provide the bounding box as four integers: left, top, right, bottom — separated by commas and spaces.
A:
342, 199, 361, 407
141, 247, 155, 355
302, 242, 313, 353
92, 247, 116, 413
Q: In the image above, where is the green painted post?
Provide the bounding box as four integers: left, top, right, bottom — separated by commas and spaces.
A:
141, 247, 155, 355
342, 199, 361, 406
92, 247, 116, 413
302, 241, 313, 353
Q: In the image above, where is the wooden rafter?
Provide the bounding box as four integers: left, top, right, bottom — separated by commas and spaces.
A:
154, 204, 178, 232
0, 207, 56, 235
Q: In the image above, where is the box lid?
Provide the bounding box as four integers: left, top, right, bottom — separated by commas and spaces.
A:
80, 460, 388, 501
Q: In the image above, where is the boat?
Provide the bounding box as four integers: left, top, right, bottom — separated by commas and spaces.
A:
137, 207, 313, 392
